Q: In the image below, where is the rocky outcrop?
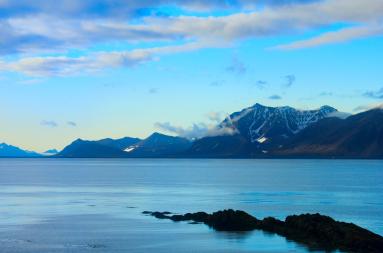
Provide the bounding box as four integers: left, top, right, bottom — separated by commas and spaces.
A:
144, 209, 383, 253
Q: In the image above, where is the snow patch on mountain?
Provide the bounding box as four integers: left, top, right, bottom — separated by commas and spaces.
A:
256, 137, 268, 143
124, 146, 137, 152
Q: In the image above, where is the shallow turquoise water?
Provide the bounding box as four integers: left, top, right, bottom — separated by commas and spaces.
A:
0, 159, 382, 252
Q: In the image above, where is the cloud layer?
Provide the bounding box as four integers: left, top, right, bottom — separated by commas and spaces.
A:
0, 0, 382, 76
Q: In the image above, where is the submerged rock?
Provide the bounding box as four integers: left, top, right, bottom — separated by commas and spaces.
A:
143, 209, 383, 253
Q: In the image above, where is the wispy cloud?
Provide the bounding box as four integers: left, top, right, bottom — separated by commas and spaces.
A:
154, 121, 237, 139
148, 88, 158, 94
1, 0, 383, 76
318, 92, 333, 96
67, 121, 77, 127
154, 122, 207, 139
300, 91, 335, 101
354, 102, 383, 112
0, 41, 211, 76
363, 87, 383, 99
274, 25, 383, 50
0, 51, 152, 76
40, 120, 58, 128
326, 111, 352, 119
210, 80, 225, 87
255, 80, 267, 89
155, 111, 235, 139
268, 94, 282, 100
226, 56, 247, 75
206, 111, 224, 123
0, 0, 324, 18
283, 75, 296, 87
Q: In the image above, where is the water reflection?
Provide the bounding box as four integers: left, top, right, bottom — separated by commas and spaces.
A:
0, 158, 382, 252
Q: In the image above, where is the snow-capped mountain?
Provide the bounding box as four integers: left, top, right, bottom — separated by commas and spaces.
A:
186, 103, 343, 157
220, 103, 337, 143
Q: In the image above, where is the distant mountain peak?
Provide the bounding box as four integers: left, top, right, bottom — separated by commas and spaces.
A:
320, 105, 336, 110
122, 132, 192, 157
149, 132, 165, 137
0, 143, 40, 157
44, 149, 58, 154
41, 149, 59, 156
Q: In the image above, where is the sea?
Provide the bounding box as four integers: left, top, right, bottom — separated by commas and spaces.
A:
0, 158, 382, 253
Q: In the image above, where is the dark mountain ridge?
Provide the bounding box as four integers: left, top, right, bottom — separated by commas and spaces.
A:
122, 132, 192, 158
56, 133, 191, 158
275, 109, 383, 158
56, 139, 128, 158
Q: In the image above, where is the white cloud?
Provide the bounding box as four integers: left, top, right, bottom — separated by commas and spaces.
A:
206, 112, 224, 123
326, 111, 352, 119
354, 103, 383, 112
0, 41, 215, 76
274, 25, 383, 50
0, 51, 152, 76
155, 116, 238, 139
1, 0, 383, 76
40, 120, 58, 127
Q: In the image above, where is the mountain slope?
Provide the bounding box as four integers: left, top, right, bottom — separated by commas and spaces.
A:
0, 143, 41, 157
97, 137, 141, 150
125, 132, 192, 157
276, 109, 383, 158
57, 139, 128, 158
185, 134, 253, 158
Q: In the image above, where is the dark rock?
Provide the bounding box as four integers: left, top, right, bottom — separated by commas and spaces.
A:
146, 209, 383, 253
281, 213, 383, 253
150, 212, 170, 219
87, 244, 106, 249
205, 210, 259, 231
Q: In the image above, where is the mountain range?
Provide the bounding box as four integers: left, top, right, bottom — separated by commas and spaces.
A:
56, 133, 191, 158
1, 103, 382, 158
0, 143, 41, 157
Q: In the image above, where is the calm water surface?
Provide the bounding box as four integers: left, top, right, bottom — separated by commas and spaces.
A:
0, 159, 382, 252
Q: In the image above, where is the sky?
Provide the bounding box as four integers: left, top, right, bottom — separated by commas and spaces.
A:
0, 0, 383, 152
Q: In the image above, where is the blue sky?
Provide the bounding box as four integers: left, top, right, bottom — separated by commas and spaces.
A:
0, 0, 382, 152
